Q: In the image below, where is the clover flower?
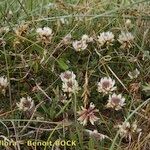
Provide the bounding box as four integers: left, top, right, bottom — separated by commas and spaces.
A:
14, 23, 29, 37
125, 19, 132, 27
62, 34, 72, 45
60, 71, 76, 82
0, 27, 9, 34
118, 121, 142, 140
128, 68, 140, 80
97, 77, 116, 95
60, 71, 79, 94
36, 27, 53, 45
0, 38, 6, 47
59, 94, 67, 103
81, 34, 93, 43
118, 32, 134, 49
72, 34, 93, 51
142, 50, 149, 60
77, 103, 99, 126
62, 80, 79, 93
59, 17, 69, 25
0, 76, 9, 95
17, 96, 34, 111
106, 93, 125, 110
72, 40, 87, 51
97, 31, 114, 47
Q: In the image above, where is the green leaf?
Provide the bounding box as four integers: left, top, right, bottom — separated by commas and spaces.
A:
57, 58, 69, 70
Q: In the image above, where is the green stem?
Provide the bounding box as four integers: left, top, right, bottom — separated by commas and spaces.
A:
3, 46, 12, 111
74, 92, 77, 123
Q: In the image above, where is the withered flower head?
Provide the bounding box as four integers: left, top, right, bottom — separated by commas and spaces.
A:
85, 129, 108, 141
118, 121, 142, 140
14, 23, 29, 37
128, 68, 140, 80
77, 103, 99, 126
0, 76, 9, 95
17, 96, 34, 111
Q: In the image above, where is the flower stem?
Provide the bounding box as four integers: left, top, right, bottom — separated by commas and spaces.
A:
74, 92, 77, 123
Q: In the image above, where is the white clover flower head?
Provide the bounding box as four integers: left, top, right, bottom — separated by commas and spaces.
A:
97, 77, 116, 95
60, 70, 76, 82
47, 3, 56, 8
97, 31, 114, 46
36, 27, 52, 37
7, 10, 13, 20
60, 17, 69, 25
118, 32, 134, 49
0, 76, 8, 88
59, 94, 67, 103
128, 68, 140, 80
17, 96, 34, 111
62, 80, 79, 93
142, 50, 150, 60
125, 19, 132, 27
106, 93, 125, 110
0, 76, 8, 95
131, 120, 142, 133
77, 102, 99, 126
3, 27, 10, 32
36, 28, 43, 34
85, 129, 108, 141
118, 121, 141, 140
81, 34, 93, 43
72, 40, 87, 51
36, 27, 53, 44
0, 38, 6, 47
118, 122, 130, 138
81, 34, 89, 41
8, 10, 13, 15
60, 71, 79, 94
62, 33, 72, 45
0, 27, 10, 34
